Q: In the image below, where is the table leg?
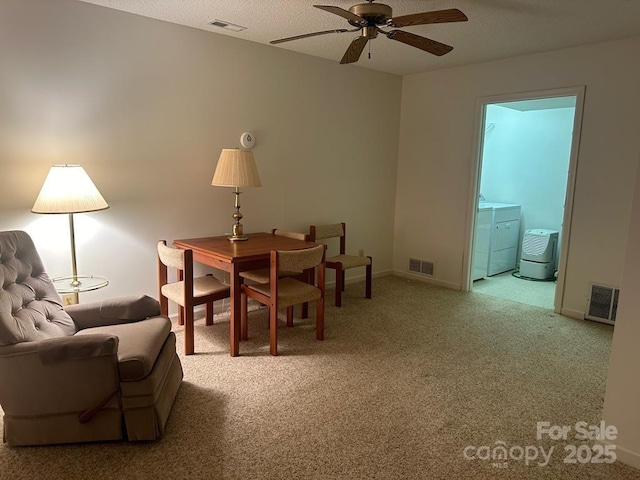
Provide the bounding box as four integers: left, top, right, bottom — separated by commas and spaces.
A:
230, 267, 241, 357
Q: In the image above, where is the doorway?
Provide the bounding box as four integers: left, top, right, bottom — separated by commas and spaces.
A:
466, 87, 585, 313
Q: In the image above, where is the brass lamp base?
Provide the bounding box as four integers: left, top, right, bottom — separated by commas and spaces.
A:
228, 234, 248, 242
227, 188, 250, 241
228, 219, 248, 241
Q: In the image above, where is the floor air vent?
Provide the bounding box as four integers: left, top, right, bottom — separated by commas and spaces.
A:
585, 283, 619, 325
409, 258, 434, 276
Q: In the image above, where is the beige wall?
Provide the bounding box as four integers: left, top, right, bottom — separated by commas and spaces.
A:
394, 37, 640, 316
0, 0, 401, 302
603, 149, 640, 468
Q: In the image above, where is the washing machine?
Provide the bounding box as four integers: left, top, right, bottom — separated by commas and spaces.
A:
482, 202, 521, 276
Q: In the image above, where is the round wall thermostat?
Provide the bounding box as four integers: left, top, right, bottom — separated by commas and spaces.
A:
240, 132, 256, 149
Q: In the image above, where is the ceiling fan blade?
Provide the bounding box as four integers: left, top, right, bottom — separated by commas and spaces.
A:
340, 36, 369, 64
270, 28, 351, 44
314, 5, 367, 25
388, 8, 468, 28
386, 30, 453, 56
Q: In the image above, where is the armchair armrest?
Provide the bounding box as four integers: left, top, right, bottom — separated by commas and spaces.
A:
38, 334, 118, 364
66, 295, 161, 330
0, 335, 120, 417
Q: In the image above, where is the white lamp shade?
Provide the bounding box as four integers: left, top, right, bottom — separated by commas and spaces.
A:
32, 164, 109, 214
211, 149, 262, 188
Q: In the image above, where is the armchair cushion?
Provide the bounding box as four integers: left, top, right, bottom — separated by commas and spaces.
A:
76, 316, 171, 381
66, 295, 161, 330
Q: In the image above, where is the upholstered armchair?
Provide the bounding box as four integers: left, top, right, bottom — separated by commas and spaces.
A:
0, 230, 183, 446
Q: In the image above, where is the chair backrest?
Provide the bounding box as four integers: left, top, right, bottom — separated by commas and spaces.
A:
309, 223, 346, 255
157, 240, 186, 271
272, 229, 309, 241
157, 240, 194, 303
0, 230, 77, 345
275, 244, 325, 275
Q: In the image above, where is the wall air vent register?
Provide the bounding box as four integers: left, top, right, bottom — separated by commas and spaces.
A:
585, 283, 620, 325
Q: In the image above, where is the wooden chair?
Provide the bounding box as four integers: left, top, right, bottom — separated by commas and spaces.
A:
240, 229, 312, 322
309, 222, 372, 307
157, 240, 230, 355
241, 244, 325, 356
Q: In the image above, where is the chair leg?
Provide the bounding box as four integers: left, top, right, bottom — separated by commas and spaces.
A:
269, 306, 278, 356
342, 270, 346, 292
301, 269, 310, 319
184, 306, 195, 355
365, 257, 372, 299
287, 306, 294, 327
205, 302, 214, 326
178, 306, 185, 326
316, 297, 324, 341
159, 295, 169, 317
241, 291, 248, 341
335, 264, 343, 307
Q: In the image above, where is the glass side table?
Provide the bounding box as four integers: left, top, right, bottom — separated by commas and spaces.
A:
52, 275, 109, 304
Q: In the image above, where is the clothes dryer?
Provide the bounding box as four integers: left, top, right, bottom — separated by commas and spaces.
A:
481, 203, 521, 276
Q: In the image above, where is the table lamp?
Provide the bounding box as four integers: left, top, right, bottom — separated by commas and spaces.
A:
32, 164, 109, 290
211, 148, 262, 241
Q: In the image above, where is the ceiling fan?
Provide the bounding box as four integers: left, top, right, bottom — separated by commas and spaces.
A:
270, 1, 468, 64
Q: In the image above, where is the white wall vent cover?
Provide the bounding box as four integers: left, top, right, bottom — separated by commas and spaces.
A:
409, 258, 434, 277
585, 283, 619, 325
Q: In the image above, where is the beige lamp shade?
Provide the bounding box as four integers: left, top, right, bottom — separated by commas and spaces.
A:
32, 164, 109, 214
211, 149, 262, 188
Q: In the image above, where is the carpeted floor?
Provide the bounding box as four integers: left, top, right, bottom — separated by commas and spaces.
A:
1, 275, 639, 480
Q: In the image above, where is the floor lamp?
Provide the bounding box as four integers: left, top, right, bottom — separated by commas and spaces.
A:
211, 149, 262, 241
32, 164, 109, 297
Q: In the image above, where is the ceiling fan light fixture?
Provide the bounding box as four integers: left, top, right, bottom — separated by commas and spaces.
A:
363, 25, 379, 39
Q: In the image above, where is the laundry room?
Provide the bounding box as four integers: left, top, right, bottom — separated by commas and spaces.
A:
471, 95, 577, 309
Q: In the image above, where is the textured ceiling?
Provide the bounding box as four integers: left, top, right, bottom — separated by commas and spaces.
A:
76, 0, 640, 76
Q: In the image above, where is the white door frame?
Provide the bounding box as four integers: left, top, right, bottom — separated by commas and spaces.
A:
461, 86, 586, 314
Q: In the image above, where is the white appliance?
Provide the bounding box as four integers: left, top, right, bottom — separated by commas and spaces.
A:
519, 229, 559, 280
484, 203, 521, 276
473, 201, 521, 279
472, 203, 492, 280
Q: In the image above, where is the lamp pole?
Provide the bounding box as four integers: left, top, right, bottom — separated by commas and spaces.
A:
68, 213, 81, 287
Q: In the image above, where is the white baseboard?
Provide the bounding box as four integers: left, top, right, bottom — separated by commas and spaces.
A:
597, 439, 640, 470
560, 307, 585, 320
392, 270, 461, 290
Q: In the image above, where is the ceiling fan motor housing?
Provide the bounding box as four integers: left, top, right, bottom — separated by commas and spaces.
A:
348, 2, 392, 27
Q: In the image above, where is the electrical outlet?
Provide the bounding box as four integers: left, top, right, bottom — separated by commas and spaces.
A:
61, 293, 77, 305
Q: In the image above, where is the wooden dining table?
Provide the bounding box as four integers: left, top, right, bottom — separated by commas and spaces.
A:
173, 232, 318, 356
